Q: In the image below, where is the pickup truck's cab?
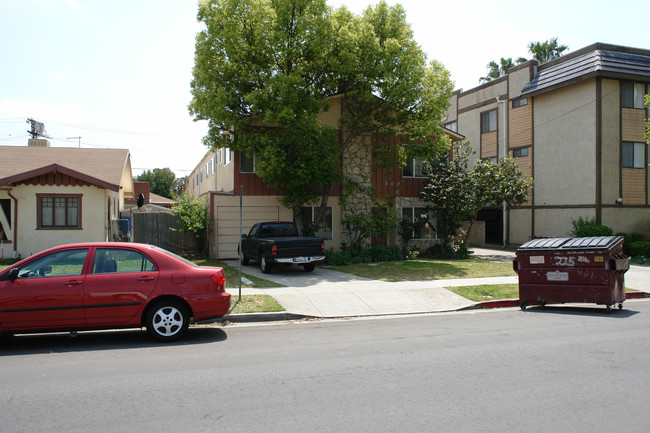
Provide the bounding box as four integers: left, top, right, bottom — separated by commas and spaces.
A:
239, 221, 325, 273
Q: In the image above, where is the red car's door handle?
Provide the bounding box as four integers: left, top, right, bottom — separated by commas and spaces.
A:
65, 280, 83, 286
137, 276, 155, 282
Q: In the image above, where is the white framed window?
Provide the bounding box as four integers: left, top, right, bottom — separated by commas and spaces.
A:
481, 109, 497, 133
622, 142, 645, 168
403, 157, 425, 178
300, 206, 333, 240
224, 148, 232, 165
402, 207, 436, 240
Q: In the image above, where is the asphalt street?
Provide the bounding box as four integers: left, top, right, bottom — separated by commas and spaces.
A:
1, 299, 649, 432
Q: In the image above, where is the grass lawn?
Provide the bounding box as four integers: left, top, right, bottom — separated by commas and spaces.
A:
328, 259, 516, 281
447, 284, 519, 302
447, 283, 640, 303
228, 294, 284, 314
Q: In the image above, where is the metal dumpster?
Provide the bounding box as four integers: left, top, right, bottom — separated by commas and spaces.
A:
513, 236, 629, 312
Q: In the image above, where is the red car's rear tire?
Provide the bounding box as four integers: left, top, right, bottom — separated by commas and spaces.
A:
145, 300, 189, 342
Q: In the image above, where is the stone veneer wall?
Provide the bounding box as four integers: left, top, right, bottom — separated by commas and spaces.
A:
340, 132, 373, 248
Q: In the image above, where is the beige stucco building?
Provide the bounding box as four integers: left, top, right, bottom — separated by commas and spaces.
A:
446, 43, 650, 245
0, 141, 134, 258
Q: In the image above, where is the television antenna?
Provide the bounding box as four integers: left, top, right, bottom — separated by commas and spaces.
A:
66, 136, 82, 148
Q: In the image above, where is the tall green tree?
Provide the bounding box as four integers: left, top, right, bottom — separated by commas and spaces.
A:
189, 0, 453, 234
527, 37, 568, 63
134, 168, 176, 199
420, 142, 533, 251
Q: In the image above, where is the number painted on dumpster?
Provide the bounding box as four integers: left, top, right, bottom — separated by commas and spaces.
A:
554, 256, 575, 267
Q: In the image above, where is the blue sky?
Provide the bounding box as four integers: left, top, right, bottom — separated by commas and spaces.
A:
0, 0, 647, 178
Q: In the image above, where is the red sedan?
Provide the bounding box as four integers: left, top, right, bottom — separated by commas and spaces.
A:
0, 243, 231, 341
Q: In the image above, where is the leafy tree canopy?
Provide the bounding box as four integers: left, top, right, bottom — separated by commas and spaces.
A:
134, 167, 176, 199
420, 142, 533, 249
189, 0, 453, 232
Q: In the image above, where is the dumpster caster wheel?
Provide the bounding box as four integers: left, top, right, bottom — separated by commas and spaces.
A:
520, 302, 527, 310
618, 303, 623, 310
606, 305, 612, 314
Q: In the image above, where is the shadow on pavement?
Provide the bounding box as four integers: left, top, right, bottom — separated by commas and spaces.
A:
0, 326, 227, 356
521, 304, 640, 318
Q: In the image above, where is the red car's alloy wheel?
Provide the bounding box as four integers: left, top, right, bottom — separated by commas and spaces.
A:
145, 300, 189, 341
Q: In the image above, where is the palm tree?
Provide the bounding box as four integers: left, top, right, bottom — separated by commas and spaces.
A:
528, 37, 568, 63
479, 57, 526, 84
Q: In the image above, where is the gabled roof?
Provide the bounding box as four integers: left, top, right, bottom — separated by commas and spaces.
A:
521, 43, 650, 97
0, 146, 131, 192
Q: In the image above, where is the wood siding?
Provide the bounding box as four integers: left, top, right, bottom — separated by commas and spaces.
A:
622, 108, 646, 142
233, 149, 342, 197
622, 168, 646, 205
509, 103, 533, 148
513, 153, 533, 178
15, 173, 94, 188
481, 131, 497, 159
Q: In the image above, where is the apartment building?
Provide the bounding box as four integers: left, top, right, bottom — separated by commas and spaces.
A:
446, 43, 650, 245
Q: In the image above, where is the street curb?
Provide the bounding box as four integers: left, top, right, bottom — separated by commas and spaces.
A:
473, 291, 649, 309
217, 291, 649, 323
219, 312, 308, 323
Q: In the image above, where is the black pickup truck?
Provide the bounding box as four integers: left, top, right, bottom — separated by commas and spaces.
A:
239, 221, 325, 273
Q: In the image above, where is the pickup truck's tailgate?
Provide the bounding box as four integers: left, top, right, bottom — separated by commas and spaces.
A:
275, 238, 323, 257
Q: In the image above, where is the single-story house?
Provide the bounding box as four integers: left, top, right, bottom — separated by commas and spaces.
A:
0, 140, 134, 258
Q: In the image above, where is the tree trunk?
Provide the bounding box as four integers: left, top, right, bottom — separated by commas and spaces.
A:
293, 199, 304, 236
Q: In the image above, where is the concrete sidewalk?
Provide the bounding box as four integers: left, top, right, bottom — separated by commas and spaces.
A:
223, 248, 649, 319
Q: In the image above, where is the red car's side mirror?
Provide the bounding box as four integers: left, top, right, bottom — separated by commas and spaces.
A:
8, 268, 19, 282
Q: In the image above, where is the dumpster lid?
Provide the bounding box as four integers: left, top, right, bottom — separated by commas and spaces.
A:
517, 236, 623, 251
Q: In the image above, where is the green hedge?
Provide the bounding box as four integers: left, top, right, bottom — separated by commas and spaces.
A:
629, 241, 650, 257
325, 246, 402, 266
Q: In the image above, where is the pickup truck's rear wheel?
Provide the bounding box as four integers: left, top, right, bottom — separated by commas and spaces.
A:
239, 248, 249, 265
260, 255, 273, 274
303, 263, 315, 272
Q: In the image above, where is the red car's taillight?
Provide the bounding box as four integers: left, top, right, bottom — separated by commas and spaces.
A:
211, 271, 225, 289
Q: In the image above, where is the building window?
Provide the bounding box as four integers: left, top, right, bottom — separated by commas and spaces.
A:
621, 83, 645, 109
224, 148, 232, 165
38, 195, 81, 229
513, 147, 529, 158
622, 142, 645, 168
300, 206, 333, 240
512, 98, 528, 108
403, 157, 425, 178
402, 207, 436, 240
240, 153, 257, 173
445, 121, 457, 132
481, 110, 497, 133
